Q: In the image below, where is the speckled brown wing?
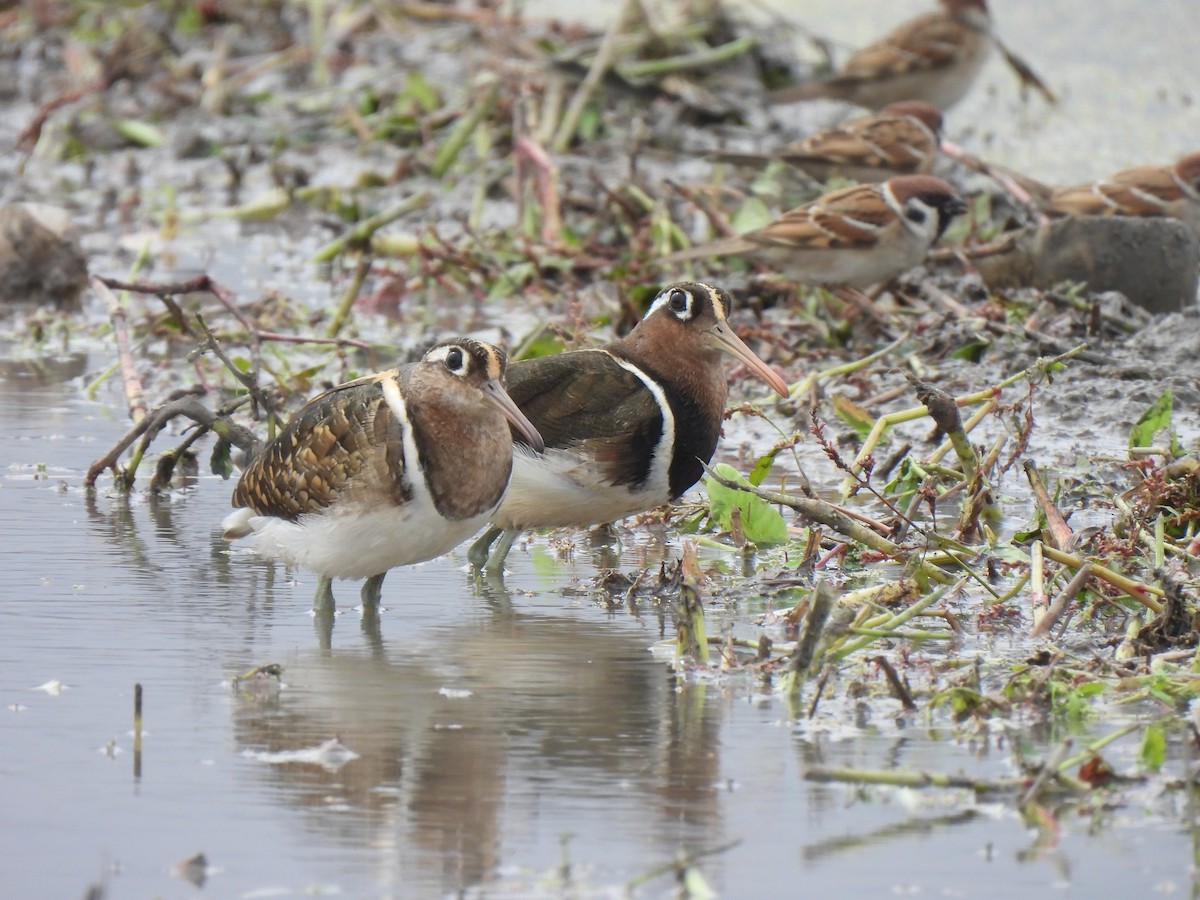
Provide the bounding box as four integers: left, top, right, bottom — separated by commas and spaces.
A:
505, 350, 664, 489
1048, 181, 1164, 218
231, 372, 410, 520
839, 12, 972, 81
750, 183, 887, 251
787, 116, 937, 174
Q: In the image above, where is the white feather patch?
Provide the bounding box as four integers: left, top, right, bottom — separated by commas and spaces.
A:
490, 356, 676, 530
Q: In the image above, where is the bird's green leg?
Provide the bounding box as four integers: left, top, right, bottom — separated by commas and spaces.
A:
485, 528, 521, 575
361, 573, 386, 607
313, 575, 336, 613
467, 526, 503, 569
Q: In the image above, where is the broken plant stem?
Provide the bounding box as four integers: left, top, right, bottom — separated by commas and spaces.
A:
907, 373, 978, 481
325, 253, 373, 339
311, 191, 433, 263
1024, 459, 1073, 549
1057, 722, 1153, 774
92, 277, 148, 424
764, 333, 908, 405
841, 345, 1088, 496
1031, 561, 1091, 639
805, 764, 1022, 795
1040, 545, 1164, 613
1019, 738, 1075, 806
196, 316, 280, 424
616, 36, 757, 81
785, 580, 836, 688
825, 579, 963, 663
432, 79, 500, 177
702, 462, 956, 586
86, 396, 260, 490
552, 0, 634, 152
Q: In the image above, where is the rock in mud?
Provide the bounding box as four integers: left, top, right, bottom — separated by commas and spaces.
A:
0, 203, 89, 308
973, 217, 1199, 314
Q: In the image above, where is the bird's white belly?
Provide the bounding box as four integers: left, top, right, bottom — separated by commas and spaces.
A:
225, 502, 492, 579
489, 447, 670, 531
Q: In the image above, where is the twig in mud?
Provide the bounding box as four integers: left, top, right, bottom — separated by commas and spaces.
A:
616, 36, 758, 82
1031, 562, 1091, 640
1023, 460, 1074, 550
906, 373, 978, 481
310, 191, 433, 263
92, 278, 148, 424
801, 809, 980, 862
785, 580, 836, 687
758, 333, 909, 406
325, 254, 374, 339
872, 655, 917, 711
95, 273, 255, 332
665, 180, 739, 241
86, 396, 261, 490
16, 78, 109, 153
825, 579, 963, 663
701, 461, 915, 562
552, 0, 635, 152
514, 136, 563, 244
1040, 545, 1164, 613
195, 316, 280, 423
432, 79, 500, 178
625, 839, 743, 892
1019, 738, 1074, 807
840, 344, 1089, 496
254, 331, 371, 351
804, 764, 1023, 795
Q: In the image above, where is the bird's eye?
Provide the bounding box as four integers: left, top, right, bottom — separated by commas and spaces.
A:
668, 288, 690, 314
445, 347, 465, 372
905, 205, 927, 225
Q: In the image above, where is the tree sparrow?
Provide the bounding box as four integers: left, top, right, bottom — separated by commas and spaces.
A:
716, 100, 944, 183
1046, 152, 1200, 240
768, 0, 992, 111
663, 175, 967, 289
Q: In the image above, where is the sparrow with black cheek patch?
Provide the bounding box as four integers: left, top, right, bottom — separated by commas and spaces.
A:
467, 282, 789, 573
662, 175, 968, 289
716, 100, 944, 183
222, 338, 544, 612
1045, 152, 1200, 240
768, 0, 992, 112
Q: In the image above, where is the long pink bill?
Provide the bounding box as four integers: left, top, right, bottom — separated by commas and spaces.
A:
708, 321, 790, 398
483, 379, 546, 453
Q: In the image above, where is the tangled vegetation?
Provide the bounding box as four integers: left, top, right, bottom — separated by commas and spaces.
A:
7, 0, 1200, 844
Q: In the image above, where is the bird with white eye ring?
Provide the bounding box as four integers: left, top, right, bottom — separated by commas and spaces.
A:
468, 281, 789, 573
223, 338, 544, 611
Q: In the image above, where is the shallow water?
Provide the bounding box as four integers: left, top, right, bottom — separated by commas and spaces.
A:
3, 0, 1200, 896
1, 352, 1194, 898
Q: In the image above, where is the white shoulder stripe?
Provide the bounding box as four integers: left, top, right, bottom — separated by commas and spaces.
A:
380, 377, 433, 508
609, 353, 675, 498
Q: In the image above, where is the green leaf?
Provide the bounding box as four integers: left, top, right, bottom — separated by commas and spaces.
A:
113, 119, 165, 148
949, 338, 990, 362
830, 392, 874, 437
210, 439, 233, 479
704, 463, 788, 545
730, 196, 773, 234
1129, 389, 1173, 449
401, 72, 440, 113
747, 449, 777, 486
1139, 722, 1166, 771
